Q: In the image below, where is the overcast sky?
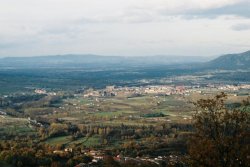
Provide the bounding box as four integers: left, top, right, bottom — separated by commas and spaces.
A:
0, 0, 250, 57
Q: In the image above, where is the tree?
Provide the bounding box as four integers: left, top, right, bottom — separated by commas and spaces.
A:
188, 93, 250, 167
49, 123, 68, 137
103, 155, 121, 167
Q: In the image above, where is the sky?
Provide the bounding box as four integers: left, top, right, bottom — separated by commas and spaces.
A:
0, 0, 250, 57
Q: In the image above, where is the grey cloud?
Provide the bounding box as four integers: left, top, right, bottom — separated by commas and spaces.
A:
65, 8, 156, 25
114, 1, 250, 23
231, 23, 250, 31
160, 1, 250, 19
119, 8, 155, 23
195, 1, 250, 18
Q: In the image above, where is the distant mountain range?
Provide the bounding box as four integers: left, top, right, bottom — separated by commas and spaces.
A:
0, 50, 249, 70
205, 50, 250, 70
0, 54, 211, 69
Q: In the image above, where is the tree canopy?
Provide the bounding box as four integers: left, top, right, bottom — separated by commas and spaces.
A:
188, 93, 250, 167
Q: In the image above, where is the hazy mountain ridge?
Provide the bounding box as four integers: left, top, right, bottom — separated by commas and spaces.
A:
0, 51, 249, 70
0, 54, 211, 69
206, 50, 250, 69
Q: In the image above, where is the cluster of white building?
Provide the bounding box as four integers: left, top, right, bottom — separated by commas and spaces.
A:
34, 89, 57, 96
218, 84, 250, 91
83, 85, 187, 98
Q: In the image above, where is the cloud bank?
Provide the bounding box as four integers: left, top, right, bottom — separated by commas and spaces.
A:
0, 0, 249, 57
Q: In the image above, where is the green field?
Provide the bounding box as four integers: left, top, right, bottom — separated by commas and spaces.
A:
1, 90, 248, 150
45, 135, 101, 147
45, 135, 72, 145
0, 117, 36, 139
